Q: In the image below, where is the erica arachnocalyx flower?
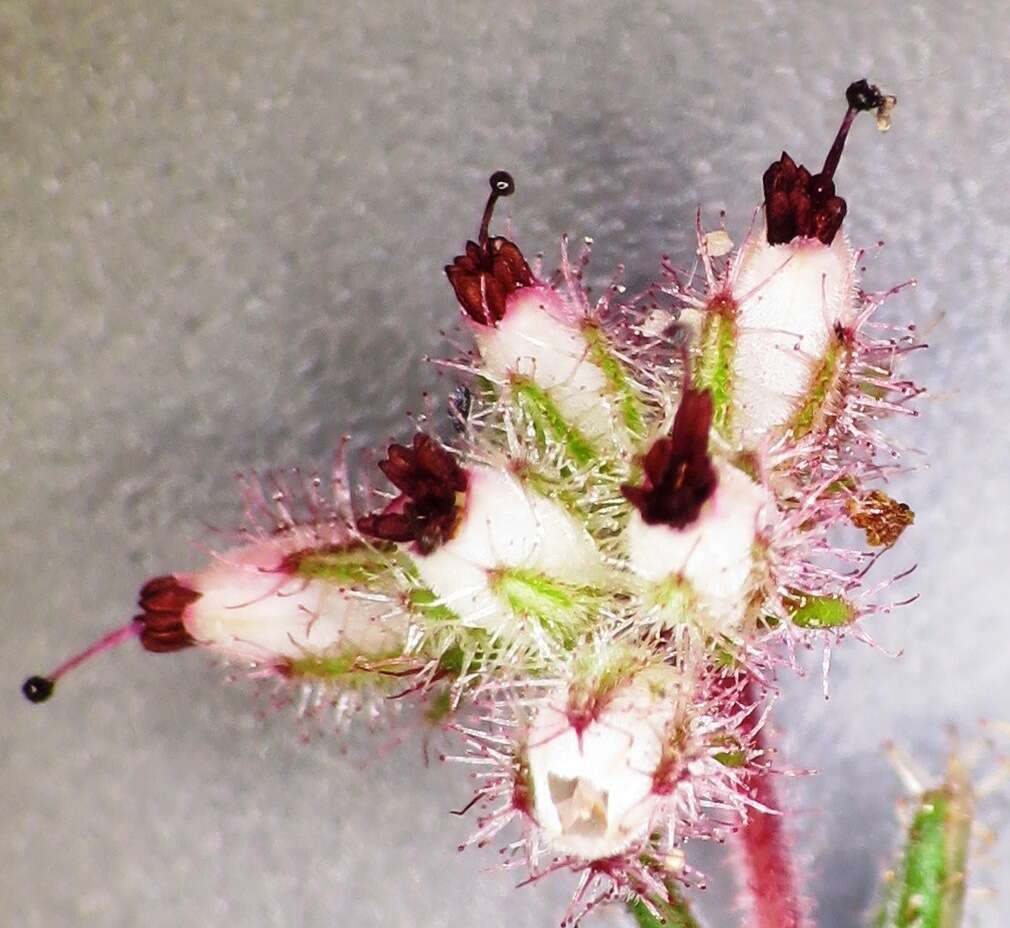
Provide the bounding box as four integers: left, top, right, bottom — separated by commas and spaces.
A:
24, 78, 946, 928
623, 389, 771, 638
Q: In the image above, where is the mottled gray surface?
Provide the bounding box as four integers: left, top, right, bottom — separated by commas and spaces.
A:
3, 2, 1009, 926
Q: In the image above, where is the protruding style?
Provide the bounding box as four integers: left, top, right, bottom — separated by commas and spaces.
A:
445, 171, 534, 325
763, 78, 888, 245
22, 576, 201, 703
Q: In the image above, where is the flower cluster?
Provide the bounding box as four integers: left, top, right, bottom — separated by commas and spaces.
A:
26, 80, 919, 925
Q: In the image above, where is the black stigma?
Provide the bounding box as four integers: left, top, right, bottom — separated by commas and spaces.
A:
846, 79, 885, 113
489, 170, 515, 197
22, 675, 55, 703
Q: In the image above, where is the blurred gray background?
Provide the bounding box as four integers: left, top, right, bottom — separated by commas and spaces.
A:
3, 1, 1009, 926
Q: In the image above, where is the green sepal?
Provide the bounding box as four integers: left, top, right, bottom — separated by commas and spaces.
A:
790, 335, 845, 439
423, 685, 455, 724
435, 634, 487, 677
294, 542, 403, 588
489, 567, 601, 648
711, 734, 748, 768
647, 576, 696, 627
512, 376, 596, 467
287, 651, 400, 686
694, 311, 735, 438
408, 586, 459, 623
583, 323, 647, 440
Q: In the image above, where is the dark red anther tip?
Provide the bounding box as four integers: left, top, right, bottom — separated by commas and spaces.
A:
136, 576, 199, 653
139, 575, 201, 613
358, 434, 468, 555
622, 389, 718, 529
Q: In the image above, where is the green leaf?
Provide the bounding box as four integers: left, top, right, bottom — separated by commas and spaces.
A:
875, 756, 973, 928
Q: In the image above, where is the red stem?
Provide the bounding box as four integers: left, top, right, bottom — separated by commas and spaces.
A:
733, 679, 810, 928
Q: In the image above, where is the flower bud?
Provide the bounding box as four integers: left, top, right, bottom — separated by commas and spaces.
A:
447, 174, 646, 453
692, 80, 893, 447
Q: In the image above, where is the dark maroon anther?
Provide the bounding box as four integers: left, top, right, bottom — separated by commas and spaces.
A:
445, 171, 535, 325
622, 389, 718, 529
762, 79, 885, 246
357, 433, 468, 555
135, 575, 199, 653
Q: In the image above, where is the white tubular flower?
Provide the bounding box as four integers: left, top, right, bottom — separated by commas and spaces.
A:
181, 539, 407, 664
411, 464, 605, 636
626, 461, 768, 634
525, 669, 679, 860
445, 172, 645, 453
730, 228, 855, 445
683, 79, 892, 449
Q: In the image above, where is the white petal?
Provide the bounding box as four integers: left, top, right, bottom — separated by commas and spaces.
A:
412, 466, 603, 634
731, 229, 855, 444
475, 287, 614, 439
185, 542, 405, 661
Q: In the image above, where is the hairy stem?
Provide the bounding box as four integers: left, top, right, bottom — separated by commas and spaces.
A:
732, 679, 809, 928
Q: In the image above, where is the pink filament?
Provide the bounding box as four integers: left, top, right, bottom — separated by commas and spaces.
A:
45, 620, 141, 683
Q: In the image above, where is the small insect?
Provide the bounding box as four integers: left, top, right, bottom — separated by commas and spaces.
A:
448, 384, 472, 432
